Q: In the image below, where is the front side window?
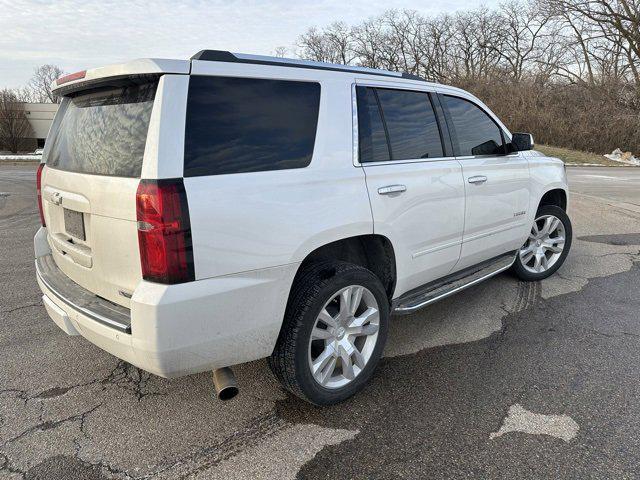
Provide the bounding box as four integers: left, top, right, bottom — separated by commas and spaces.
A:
442, 95, 504, 156
357, 86, 443, 163
184, 76, 321, 177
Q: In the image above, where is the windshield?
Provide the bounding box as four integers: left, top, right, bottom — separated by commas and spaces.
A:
46, 81, 157, 177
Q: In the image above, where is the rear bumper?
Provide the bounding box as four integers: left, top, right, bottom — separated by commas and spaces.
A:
36, 255, 131, 333
34, 227, 296, 378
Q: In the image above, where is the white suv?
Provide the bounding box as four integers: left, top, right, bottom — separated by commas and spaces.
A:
34, 51, 571, 405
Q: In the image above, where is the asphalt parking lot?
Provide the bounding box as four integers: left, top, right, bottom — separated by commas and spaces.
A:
1, 164, 639, 479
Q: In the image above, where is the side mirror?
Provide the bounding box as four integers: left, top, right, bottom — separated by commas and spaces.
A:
510, 132, 534, 152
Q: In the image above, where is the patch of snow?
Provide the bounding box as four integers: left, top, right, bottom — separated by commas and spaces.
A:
0, 154, 42, 161
604, 148, 640, 166
490, 404, 579, 443
566, 163, 626, 167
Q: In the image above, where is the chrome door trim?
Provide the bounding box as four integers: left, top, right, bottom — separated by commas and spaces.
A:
468, 175, 488, 184
360, 156, 459, 167
351, 82, 453, 168
378, 185, 407, 195
412, 239, 463, 259
351, 83, 360, 167
463, 222, 527, 243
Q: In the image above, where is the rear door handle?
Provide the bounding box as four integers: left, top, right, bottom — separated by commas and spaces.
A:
468, 175, 488, 184
378, 185, 407, 195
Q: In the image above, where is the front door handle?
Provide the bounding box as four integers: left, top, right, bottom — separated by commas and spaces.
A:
468, 175, 488, 184
378, 185, 407, 195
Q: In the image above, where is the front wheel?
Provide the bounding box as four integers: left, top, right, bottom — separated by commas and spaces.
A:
511, 205, 572, 281
269, 261, 389, 405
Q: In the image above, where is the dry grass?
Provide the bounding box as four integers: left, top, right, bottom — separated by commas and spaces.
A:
535, 144, 622, 166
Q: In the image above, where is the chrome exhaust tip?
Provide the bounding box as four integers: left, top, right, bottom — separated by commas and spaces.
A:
212, 367, 239, 401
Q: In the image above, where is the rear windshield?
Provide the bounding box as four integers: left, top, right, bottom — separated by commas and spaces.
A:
46, 81, 157, 177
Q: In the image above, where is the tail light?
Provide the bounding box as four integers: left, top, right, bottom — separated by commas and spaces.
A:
36, 163, 46, 227
136, 179, 194, 284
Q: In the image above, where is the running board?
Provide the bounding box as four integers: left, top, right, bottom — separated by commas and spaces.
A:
392, 252, 517, 315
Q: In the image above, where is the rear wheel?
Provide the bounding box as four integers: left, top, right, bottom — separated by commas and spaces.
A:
269, 261, 389, 405
511, 205, 572, 281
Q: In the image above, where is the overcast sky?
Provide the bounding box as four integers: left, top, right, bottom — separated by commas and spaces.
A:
0, 0, 498, 90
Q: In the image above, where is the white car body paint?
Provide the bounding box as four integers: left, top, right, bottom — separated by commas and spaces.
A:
362, 158, 465, 296
454, 153, 531, 270
186, 61, 372, 278
35, 53, 569, 379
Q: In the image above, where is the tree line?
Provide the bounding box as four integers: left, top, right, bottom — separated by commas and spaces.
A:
296, 0, 640, 154
4, 1, 639, 155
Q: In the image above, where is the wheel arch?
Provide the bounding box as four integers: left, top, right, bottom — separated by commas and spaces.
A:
291, 234, 397, 304
538, 188, 568, 212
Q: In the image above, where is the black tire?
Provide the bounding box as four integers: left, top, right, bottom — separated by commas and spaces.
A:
511, 204, 572, 281
268, 261, 389, 405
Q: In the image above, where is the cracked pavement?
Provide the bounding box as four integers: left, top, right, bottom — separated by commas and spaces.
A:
1, 164, 639, 479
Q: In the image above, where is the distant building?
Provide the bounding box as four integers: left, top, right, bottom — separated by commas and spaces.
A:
22, 103, 59, 150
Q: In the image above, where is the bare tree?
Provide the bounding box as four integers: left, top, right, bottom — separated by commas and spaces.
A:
323, 22, 357, 65
293, 3, 640, 154
378, 10, 425, 75
298, 22, 356, 64
490, 1, 552, 81
448, 8, 504, 82
557, 0, 639, 62
542, 0, 640, 85
0, 89, 34, 153
296, 2, 638, 86
273, 46, 289, 58
28, 64, 65, 103
351, 17, 388, 69
420, 14, 457, 82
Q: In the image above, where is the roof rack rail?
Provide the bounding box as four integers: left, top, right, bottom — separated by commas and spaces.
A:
191, 50, 426, 82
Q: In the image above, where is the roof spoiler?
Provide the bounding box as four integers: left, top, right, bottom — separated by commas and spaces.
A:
51, 58, 190, 96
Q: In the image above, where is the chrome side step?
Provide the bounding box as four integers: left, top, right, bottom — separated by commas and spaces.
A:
392, 252, 516, 315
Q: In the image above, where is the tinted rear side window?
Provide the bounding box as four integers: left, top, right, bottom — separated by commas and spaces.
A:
46, 82, 157, 177
357, 87, 444, 163
184, 76, 320, 177
356, 87, 391, 163
442, 95, 504, 156
375, 88, 443, 160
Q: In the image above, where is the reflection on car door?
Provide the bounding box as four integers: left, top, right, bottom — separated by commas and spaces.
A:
440, 94, 530, 271
356, 85, 466, 297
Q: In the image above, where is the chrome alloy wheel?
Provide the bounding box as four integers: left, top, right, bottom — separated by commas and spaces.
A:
308, 285, 380, 389
519, 214, 566, 274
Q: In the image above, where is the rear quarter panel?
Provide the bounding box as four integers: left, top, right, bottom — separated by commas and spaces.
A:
185, 167, 372, 278
183, 70, 373, 279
